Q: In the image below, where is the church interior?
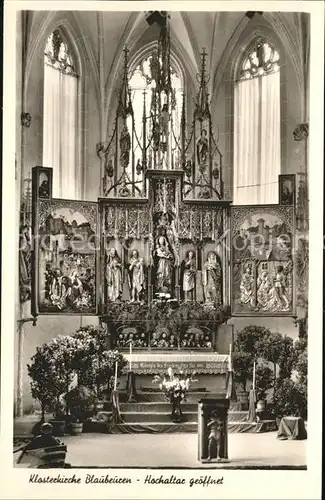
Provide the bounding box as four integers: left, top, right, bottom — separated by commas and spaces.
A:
14, 9, 309, 467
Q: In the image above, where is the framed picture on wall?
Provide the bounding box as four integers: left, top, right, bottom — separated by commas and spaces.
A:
32, 166, 53, 199
278, 174, 296, 206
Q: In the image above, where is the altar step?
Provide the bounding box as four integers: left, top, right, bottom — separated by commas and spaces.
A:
119, 391, 210, 403
119, 406, 249, 423
111, 421, 277, 434
110, 389, 276, 434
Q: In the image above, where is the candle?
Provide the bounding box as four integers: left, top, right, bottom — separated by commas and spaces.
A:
163, 179, 167, 213
114, 361, 118, 391
129, 341, 132, 372
252, 361, 256, 390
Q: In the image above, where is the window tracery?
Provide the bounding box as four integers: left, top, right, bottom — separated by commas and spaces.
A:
239, 40, 280, 81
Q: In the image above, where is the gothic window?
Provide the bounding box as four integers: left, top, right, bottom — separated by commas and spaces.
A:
43, 30, 79, 199
239, 41, 280, 80
233, 39, 281, 205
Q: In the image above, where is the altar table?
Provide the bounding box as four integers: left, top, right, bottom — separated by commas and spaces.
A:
123, 352, 229, 375
277, 417, 307, 440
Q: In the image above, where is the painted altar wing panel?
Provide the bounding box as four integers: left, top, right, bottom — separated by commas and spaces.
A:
32, 198, 98, 315
230, 204, 295, 316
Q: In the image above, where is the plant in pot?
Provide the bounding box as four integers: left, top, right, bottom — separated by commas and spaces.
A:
232, 351, 253, 409
256, 331, 294, 394
255, 364, 274, 415
65, 385, 97, 435
77, 348, 128, 402
27, 345, 59, 425
72, 326, 128, 402
272, 378, 307, 422
27, 341, 69, 436
236, 325, 270, 358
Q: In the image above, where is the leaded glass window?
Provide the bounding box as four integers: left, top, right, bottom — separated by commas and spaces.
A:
239, 40, 280, 81
43, 30, 79, 199
44, 30, 77, 76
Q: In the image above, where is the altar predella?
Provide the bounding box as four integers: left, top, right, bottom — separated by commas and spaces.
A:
25, 13, 297, 352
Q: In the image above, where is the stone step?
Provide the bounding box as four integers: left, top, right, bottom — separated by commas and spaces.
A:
228, 411, 249, 423
111, 422, 198, 434
120, 402, 198, 412
118, 409, 248, 423
119, 391, 213, 403
139, 387, 208, 393
121, 411, 197, 423
110, 420, 277, 434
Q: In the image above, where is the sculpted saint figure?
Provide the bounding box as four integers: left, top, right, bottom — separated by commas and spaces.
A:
120, 125, 131, 169
257, 270, 272, 309
155, 236, 174, 293
128, 249, 145, 302
106, 248, 123, 302
239, 265, 255, 308
160, 103, 169, 143
202, 251, 221, 305
182, 250, 196, 302
196, 129, 209, 164
272, 265, 290, 310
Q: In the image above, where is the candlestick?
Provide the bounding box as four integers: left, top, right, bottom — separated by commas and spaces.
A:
129, 341, 132, 372
252, 361, 256, 390
114, 361, 118, 391
228, 343, 232, 371
163, 179, 167, 213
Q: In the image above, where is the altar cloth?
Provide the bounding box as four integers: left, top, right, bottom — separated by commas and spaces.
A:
277, 417, 307, 440
123, 352, 229, 375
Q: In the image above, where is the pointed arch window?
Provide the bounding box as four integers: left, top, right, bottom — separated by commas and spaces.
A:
43, 30, 79, 199
233, 39, 281, 205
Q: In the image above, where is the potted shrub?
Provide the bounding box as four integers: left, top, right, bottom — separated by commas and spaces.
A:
28, 341, 70, 436
72, 326, 128, 401
50, 399, 67, 437
236, 325, 270, 358
273, 378, 307, 421
65, 385, 97, 435
256, 331, 294, 394
233, 351, 253, 409
27, 344, 62, 425
255, 364, 274, 413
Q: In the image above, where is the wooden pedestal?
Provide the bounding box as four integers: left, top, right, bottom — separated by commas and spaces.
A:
198, 397, 230, 462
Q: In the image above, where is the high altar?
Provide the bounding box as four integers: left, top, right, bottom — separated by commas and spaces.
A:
27, 12, 296, 384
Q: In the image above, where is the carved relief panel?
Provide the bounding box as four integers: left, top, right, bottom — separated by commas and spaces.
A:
32, 199, 98, 315
231, 205, 295, 316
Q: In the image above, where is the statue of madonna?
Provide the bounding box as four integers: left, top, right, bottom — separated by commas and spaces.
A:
155, 236, 174, 293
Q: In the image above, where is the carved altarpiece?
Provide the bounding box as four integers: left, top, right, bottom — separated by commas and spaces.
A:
231, 205, 295, 316
30, 13, 301, 355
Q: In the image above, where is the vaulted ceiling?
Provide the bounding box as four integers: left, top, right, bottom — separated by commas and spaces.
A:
24, 10, 309, 88
23, 9, 309, 125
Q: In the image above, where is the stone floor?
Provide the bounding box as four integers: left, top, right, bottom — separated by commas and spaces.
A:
14, 432, 307, 469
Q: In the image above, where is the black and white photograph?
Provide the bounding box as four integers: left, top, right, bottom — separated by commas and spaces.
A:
1, 2, 323, 499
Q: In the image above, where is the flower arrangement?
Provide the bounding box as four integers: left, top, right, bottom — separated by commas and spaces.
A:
28, 326, 128, 422
152, 367, 197, 403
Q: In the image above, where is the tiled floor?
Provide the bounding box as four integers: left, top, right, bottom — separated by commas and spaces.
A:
16, 432, 306, 469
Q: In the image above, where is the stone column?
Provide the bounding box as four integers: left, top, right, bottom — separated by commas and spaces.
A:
16, 320, 25, 417
293, 123, 309, 231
